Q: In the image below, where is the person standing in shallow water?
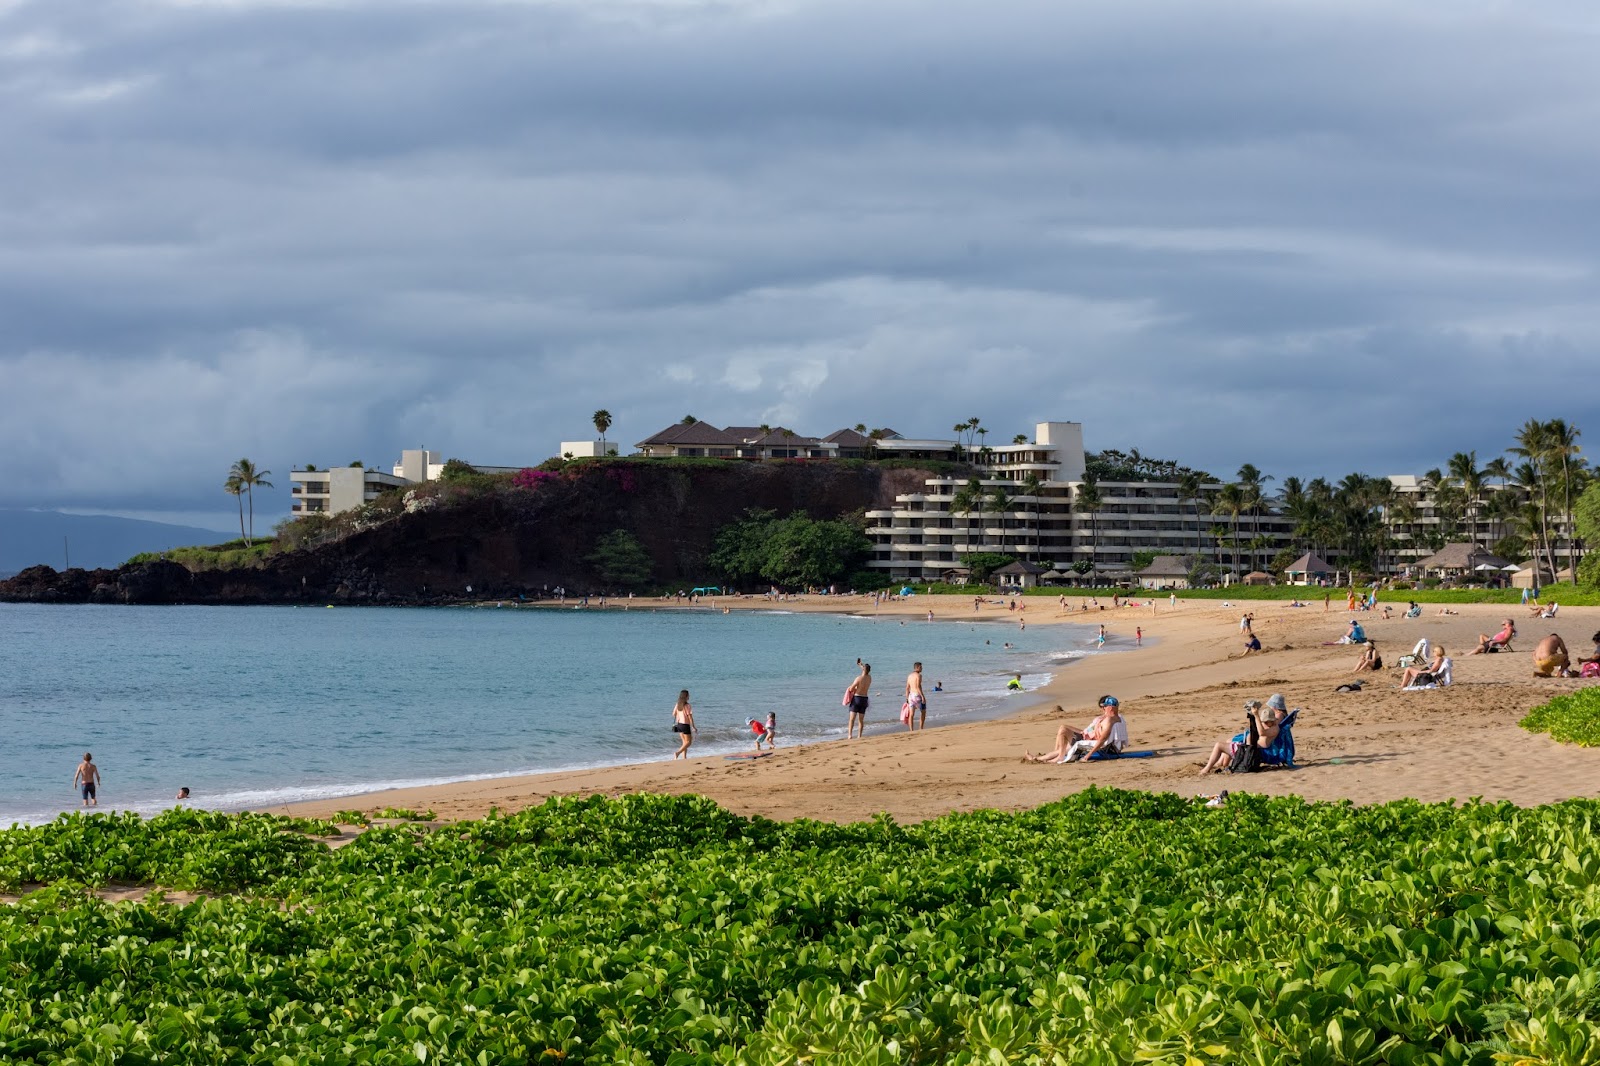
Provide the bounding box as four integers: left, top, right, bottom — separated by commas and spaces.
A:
671, 690, 696, 758
74, 753, 100, 807
847, 662, 872, 738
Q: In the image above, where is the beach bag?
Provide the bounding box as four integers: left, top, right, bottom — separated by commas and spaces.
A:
1582, 662, 1600, 679
1228, 714, 1262, 774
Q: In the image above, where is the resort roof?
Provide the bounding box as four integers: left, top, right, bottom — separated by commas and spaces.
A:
1285, 552, 1335, 574
1136, 555, 1192, 577
636, 422, 744, 447
993, 560, 1046, 575
1414, 543, 1507, 571
823, 428, 870, 446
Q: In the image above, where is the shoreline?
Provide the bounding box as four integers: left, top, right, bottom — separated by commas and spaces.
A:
271, 595, 1600, 824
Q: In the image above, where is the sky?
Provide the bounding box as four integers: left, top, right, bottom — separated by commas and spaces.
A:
3, 0, 1598, 531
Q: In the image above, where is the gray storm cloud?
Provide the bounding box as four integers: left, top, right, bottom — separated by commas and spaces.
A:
1, 0, 1597, 524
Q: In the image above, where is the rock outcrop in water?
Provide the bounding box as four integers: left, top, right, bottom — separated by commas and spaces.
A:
0, 461, 952, 605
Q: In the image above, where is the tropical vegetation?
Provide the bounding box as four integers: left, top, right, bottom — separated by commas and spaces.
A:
224, 458, 272, 546
1521, 688, 1600, 747
710, 508, 873, 589
7, 791, 1600, 1062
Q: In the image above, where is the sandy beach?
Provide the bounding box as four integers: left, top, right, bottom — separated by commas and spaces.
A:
277, 594, 1600, 824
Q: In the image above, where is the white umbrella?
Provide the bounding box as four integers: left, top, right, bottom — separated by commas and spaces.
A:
1474, 563, 1501, 571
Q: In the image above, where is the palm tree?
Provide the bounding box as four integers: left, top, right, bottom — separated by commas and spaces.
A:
1012, 434, 1028, 445
1546, 419, 1583, 579
681, 414, 698, 425
951, 478, 983, 562
1236, 464, 1271, 573
1446, 450, 1484, 534
228, 459, 273, 545
989, 486, 1013, 556
1074, 477, 1103, 581
1213, 483, 1247, 579
225, 474, 246, 542
1176, 471, 1204, 559
1020, 472, 1045, 561
592, 409, 613, 450
1511, 420, 1556, 581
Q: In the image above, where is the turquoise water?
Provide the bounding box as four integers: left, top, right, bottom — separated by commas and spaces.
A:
0, 603, 1113, 824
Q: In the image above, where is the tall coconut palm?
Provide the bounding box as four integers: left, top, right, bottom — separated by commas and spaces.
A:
1545, 419, 1583, 579
592, 409, 613, 450
1236, 464, 1272, 572
1511, 420, 1556, 581
1019, 472, 1045, 561
225, 474, 246, 542
1074, 477, 1103, 581
228, 459, 273, 546
1177, 471, 1204, 558
951, 478, 982, 561
989, 486, 1012, 555
1446, 450, 1483, 532
1213, 483, 1247, 578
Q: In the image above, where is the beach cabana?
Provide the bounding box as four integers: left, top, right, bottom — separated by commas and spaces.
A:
940, 567, 972, 586
1243, 571, 1274, 586
1512, 565, 1573, 589
1134, 555, 1192, 590
993, 560, 1046, 590
1040, 568, 1068, 586
1284, 552, 1335, 586
1414, 544, 1509, 581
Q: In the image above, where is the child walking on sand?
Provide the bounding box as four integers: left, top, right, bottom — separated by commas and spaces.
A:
672, 690, 696, 758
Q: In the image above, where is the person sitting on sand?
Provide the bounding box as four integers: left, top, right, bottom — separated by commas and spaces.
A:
1533, 633, 1572, 677
1023, 699, 1123, 763
1353, 642, 1382, 672
1577, 632, 1600, 667
1243, 632, 1262, 655
1405, 601, 1422, 619
1341, 619, 1367, 644
1400, 646, 1449, 689
1437, 607, 1459, 615
1471, 619, 1516, 655
1199, 695, 1284, 774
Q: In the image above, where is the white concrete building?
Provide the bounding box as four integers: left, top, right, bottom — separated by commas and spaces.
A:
290, 466, 410, 517
864, 421, 1293, 582
291, 448, 532, 517
560, 440, 619, 459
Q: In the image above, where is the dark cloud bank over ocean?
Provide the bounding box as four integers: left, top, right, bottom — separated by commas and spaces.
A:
2, 0, 1596, 528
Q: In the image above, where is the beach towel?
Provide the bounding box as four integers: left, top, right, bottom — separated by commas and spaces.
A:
1085, 749, 1159, 761
1259, 709, 1298, 768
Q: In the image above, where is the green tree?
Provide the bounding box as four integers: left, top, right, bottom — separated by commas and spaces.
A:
586, 530, 652, 589
1177, 471, 1205, 557
1511, 420, 1556, 581
592, 410, 613, 449
709, 509, 870, 589
1546, 419, 1584, 579
227, 458, 273, 546
964, 552, 1015, 583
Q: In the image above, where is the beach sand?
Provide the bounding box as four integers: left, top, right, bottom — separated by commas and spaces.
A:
277, 594, 1600, 824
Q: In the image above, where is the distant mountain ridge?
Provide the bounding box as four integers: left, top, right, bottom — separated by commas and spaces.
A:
0, 509, 226, 573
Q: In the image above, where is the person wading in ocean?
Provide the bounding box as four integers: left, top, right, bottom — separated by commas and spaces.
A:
847, 662, 872, 738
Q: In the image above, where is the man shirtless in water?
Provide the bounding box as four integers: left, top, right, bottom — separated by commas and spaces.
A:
904, 661, 927, 731
847, 662, 872, 738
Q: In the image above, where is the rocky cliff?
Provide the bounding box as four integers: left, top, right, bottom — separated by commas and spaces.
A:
0, 461, 948, 605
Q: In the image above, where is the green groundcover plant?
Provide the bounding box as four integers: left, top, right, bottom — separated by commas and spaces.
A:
3, 791, 1600, 1064
1521, 688, 1600, 747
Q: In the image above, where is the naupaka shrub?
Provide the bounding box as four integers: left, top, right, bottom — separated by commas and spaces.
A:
2, 790, 1599, 1064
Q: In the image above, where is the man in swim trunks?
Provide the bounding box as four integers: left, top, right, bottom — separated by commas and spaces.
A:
847, 661, 872, 738
73, 753, 100, 807
1533, 633, 1571, 677
904, 661, 927, 730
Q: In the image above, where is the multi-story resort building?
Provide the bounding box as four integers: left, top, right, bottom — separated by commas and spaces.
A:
289, 449, 525, 517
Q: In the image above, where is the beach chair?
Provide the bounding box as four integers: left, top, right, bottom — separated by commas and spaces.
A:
1258, 709, 1299, 768
1404, 605, 1422, 619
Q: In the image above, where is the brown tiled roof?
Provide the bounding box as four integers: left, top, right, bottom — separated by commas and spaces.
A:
635, 422, 744, 447
824, 428, 870, 446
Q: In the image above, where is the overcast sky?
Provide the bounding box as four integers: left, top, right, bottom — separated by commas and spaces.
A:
4, 0, 1598, 530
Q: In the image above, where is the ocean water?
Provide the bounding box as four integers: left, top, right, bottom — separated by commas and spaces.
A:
0, 602, 1118, 824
